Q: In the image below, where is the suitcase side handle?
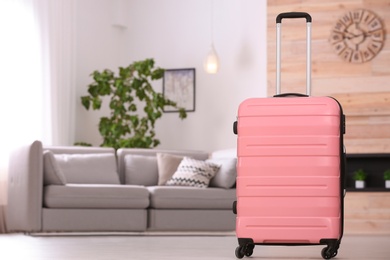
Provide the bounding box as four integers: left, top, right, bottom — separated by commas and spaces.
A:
276, 12, 312, 23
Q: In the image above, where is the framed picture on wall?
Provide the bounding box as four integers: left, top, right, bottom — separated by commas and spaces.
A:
163, 68, 195, 112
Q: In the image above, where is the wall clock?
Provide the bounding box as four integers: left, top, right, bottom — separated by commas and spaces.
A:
329, 9, 385, 63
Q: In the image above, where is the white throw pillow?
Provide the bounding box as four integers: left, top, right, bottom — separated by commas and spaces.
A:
207, 157, 237, 189
210, 148, 236, 158
43, 150, 67, 185
166, 157, 220, 188
156, 153, 184, 185
54, 153, 120, 184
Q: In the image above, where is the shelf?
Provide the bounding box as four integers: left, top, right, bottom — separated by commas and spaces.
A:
346, 153, 390, 191
346, 188, 390, 192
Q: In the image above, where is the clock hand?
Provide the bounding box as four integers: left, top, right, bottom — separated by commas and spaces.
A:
343, 31, 356, 39
354, 22, 370, 38
344, 33, 362, 40
363, 32, 372, 37
343, 30, 368, 41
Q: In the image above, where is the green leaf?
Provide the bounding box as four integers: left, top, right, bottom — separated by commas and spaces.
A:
102, 69, 114, 79
155, 111, 162, 119
92, 98, 102, 110
131, 78, 142, 90
109, 99, 117, 110
179, 108, 187, 119
130, 116, 139, 128
129, 104, 137, 112
137, 89, 146, 100
151, 68, 164, 80
153, 139, 160, 147
115, 78, 122, 89
88, 84, 99, 97
92, 70, 101, 81
81, 96, 91, 110
119, 67, 131, 79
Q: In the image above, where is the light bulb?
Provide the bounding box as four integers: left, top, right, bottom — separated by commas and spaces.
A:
204, 44, 220, 74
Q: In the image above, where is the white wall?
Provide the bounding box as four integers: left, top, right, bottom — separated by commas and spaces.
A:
74, 0, 267, 153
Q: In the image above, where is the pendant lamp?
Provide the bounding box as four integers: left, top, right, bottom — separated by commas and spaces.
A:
204, 0, 219, 74
204, 44, 219, 74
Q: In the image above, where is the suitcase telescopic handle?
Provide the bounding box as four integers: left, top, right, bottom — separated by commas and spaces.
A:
275, 12, 312, 96
276, 12, 312, 23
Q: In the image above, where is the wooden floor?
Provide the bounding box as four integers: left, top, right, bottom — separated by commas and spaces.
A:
0, 233, 389, 259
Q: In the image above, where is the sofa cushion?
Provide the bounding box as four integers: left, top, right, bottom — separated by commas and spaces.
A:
44, 184, 149, 209
124, 154, 158, 186
54, 153, 120, 185
165, 157, 220, 188
117, 148, 209, 185
207, 157, 237, 189
147, 186, 236, 209
43, 150, 67, 185
156, 153, 184, 185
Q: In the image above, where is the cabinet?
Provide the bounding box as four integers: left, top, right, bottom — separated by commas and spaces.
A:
346, 154, 390, 191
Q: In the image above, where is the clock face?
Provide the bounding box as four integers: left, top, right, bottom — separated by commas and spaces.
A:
330, 9, 385, 63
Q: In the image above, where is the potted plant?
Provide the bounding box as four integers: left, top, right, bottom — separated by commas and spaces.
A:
353, 169, 367, 189
77, 58, 186, 149
384, 169, 390, 189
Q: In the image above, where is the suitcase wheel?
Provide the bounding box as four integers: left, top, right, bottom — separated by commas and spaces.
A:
321, 247, 338, 259
235, 244, 254, 259
235, 246, 244, 259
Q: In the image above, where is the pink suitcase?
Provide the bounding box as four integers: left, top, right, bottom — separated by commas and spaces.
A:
233, 12, 345, 259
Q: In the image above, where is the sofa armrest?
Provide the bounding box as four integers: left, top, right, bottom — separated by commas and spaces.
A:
7, 140, 43, 232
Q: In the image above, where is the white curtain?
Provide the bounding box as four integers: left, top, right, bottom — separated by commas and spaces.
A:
0, 0, 75, 233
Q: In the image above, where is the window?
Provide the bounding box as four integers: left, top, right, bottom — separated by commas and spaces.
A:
0, 0, 45, 167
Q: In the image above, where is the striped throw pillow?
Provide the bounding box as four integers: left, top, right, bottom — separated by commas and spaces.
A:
165, 157, 220, 188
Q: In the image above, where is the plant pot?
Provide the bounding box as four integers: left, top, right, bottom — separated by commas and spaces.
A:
355, 180, 365, 189
386, 180, 390, 189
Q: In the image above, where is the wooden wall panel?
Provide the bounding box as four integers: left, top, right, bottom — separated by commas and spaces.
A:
345, 192, 390, 234
267, 0, 390, 153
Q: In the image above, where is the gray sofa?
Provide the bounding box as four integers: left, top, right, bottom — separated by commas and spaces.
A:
6, 141, 236, 233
